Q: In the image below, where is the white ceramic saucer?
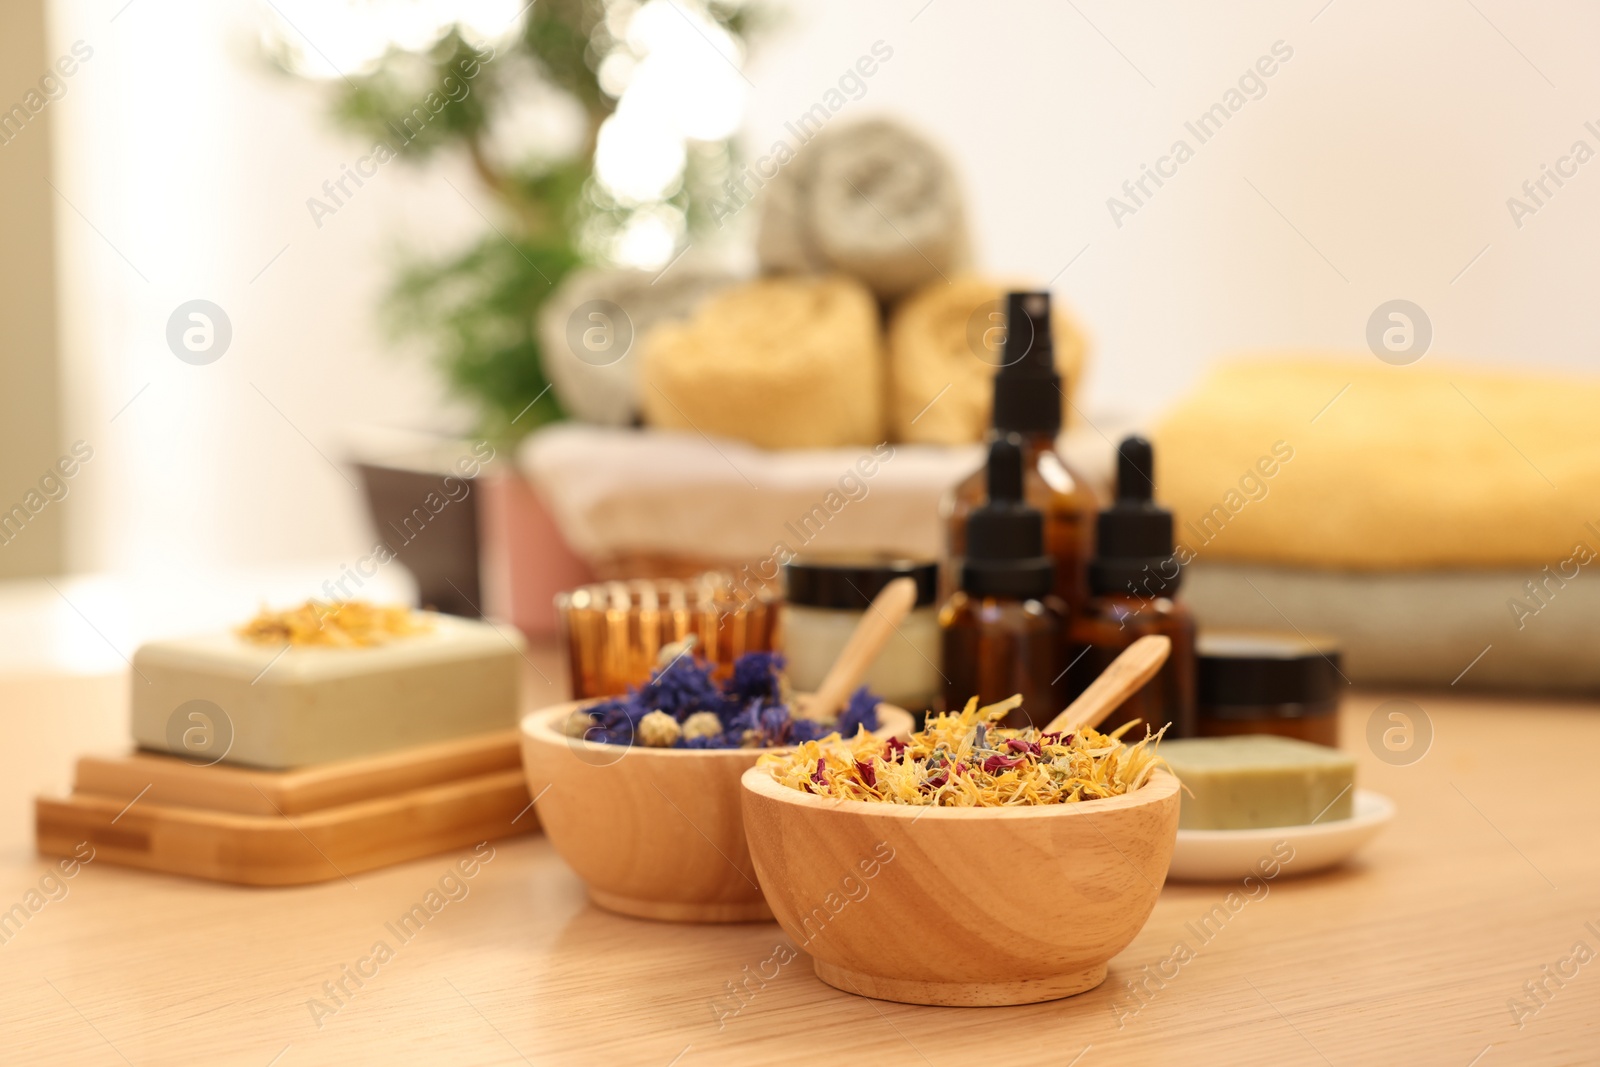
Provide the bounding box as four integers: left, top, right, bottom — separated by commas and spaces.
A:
1166, 789, 1395, 882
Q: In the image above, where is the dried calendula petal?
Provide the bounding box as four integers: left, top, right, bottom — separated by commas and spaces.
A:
236, 600, 430, 648
759, 696, 1166, 807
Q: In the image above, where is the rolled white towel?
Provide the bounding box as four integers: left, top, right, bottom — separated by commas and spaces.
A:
757, 119, 968, 301
537, 265, 738, 426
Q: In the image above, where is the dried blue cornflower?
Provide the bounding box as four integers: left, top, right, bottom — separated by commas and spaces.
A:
587, 697, 636, 732
788, 717, 831, 744
727, 651, 785, 704
721, 700, 762, 738
635, 653, 726, 721
835, 686, 882, 737
580, 650, 880, 749
757, 702, 791, 745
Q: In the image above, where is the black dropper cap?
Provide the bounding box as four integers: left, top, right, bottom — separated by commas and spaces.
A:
960, 435, 1055, 599
1088, 435, 1182, 598
990, 292, 1061, 436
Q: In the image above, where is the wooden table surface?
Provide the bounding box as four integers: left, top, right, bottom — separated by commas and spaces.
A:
2, 652, 1597, 1067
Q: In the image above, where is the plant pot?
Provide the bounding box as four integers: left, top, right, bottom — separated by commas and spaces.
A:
354, 462, 483, 618
479, 468, 593, 640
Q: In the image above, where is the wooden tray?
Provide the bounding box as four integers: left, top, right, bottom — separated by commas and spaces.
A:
35, 731, 537, 886
72, 730, 525, 816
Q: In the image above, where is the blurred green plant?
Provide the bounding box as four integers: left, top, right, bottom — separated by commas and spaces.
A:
266, 1, 761, 443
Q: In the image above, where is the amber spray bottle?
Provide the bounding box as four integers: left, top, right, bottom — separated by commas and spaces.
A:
1061, 435, 1197, 738
943, 292, 1099, 615
939, 435, 1067, 729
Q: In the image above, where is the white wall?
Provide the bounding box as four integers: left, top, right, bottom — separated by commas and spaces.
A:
48, 0, 479, 579
0, 0, 66, 579
744, 0, 1600, 412
47, 0, 1600, 575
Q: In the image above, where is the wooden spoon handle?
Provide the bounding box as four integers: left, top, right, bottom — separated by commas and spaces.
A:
1043, 635, 1172, 736
805, 577, 919, 721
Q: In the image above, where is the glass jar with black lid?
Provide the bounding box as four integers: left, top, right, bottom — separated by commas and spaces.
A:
1197, 630, 1344, 746
781, 557, 941, 715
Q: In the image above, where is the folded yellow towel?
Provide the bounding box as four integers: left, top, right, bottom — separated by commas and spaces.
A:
886, 276, 1089, 445
1154, 357, 1600, 570
639, 275, 884, 450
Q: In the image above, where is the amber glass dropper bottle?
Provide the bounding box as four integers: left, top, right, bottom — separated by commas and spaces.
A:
939, 435, 1067, 730
943, 292, 1098, 616
1061, 435, 1197, 739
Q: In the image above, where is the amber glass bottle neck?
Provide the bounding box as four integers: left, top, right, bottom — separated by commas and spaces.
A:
994, 430, 1058, 454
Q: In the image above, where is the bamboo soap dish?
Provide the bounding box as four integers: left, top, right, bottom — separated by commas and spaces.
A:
35, 730, 537, 886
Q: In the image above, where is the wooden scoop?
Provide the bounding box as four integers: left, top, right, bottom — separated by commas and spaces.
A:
802, 576, 919, 721
1043, 635, 1171, 736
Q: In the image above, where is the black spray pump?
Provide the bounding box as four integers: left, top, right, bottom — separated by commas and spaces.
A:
991, 291, 1061, 436
960, 435, 1055, 600
1088, 435, 1182, 598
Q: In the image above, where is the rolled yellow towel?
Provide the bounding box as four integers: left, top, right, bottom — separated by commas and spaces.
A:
639, 275, 884, 450
886, 276, 1089, 445
1155, 356, 1600, 570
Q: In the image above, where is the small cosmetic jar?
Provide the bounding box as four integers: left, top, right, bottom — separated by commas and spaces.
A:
1196, 630, 1344, 747
780, 557, 941, 714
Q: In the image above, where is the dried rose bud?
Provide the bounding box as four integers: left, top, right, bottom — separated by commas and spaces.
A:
681, 711, 724, 740
981, 753, 1025, 774
638, 709, 682, 748
561, 709, 596, 739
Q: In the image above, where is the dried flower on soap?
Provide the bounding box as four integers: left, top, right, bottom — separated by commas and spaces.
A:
760, 695, 1165, 807
236, 600, 429, 647
568, 649, 881, 749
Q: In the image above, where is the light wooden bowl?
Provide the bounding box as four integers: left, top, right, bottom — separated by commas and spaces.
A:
740, 766, 1181, 1005
520, 700, 915, 923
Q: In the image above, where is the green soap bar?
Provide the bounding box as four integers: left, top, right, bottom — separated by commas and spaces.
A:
1161, 736, 1355, 830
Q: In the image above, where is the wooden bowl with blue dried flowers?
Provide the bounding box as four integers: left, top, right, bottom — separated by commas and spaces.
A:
520, 649, 915, 922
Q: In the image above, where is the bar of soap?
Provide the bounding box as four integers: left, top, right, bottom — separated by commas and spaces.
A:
130, 614, 523, 769
1161, 736, 1355, 830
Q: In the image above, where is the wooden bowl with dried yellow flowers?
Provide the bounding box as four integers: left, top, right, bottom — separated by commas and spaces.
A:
740, 640, 1182, 1006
